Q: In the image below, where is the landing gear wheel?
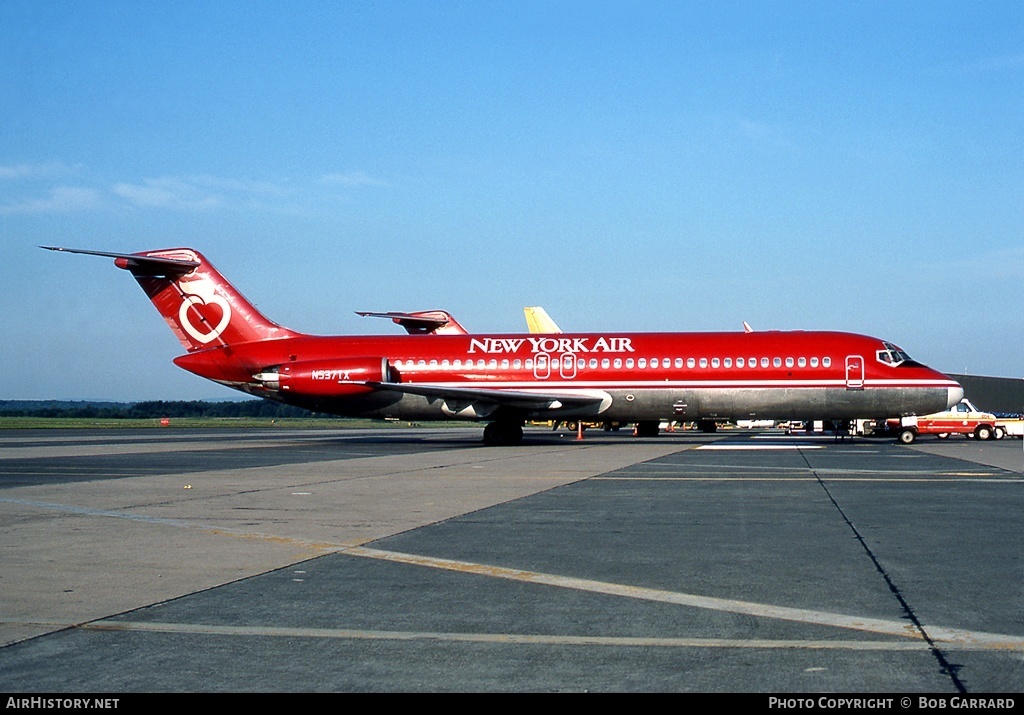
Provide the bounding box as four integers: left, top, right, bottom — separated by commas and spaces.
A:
483, 421, 524, 446
634, 421, 660, 438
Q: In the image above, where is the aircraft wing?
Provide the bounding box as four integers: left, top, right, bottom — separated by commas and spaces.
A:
366, 381, 612, 413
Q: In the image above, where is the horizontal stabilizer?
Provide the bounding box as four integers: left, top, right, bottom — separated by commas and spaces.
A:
356, 310, 469, 335
40, 246, 199, 275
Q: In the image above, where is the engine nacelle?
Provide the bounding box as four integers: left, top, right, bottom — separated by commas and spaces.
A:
255, 357, 390, 396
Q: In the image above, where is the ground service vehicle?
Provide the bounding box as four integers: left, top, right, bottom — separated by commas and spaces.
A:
891, 399, 998, 444
995, 416, 1024, 439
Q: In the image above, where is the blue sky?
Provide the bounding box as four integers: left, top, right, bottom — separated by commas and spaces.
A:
2, 1, 1021, 401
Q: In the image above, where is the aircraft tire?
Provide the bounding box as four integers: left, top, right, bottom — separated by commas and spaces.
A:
635, 421, 660, 438
483, 421, 524, 446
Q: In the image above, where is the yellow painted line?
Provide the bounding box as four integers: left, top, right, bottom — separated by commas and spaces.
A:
345, 546, 1024, 650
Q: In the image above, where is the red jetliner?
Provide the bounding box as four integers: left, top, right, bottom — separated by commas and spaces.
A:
43, 247, 963, 445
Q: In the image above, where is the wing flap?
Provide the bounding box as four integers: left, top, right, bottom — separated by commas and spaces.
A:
366, 381, 612, 413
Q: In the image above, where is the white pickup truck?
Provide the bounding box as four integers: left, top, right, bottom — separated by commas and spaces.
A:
995, 416, 1024, 439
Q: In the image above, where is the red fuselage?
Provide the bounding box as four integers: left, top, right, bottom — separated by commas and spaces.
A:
174, 329, 962, 424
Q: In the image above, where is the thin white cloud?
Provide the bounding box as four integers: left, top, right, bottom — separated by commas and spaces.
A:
112, 177, 223, 209
967, 51, 1024, 73
0, 161, 79, 180
320, 171, 388, 187
0, 163, 386, 214
0, 186, 101, 214
189, 175, 287, 196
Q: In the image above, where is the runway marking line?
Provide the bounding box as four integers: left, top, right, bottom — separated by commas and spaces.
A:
696, 444, 824, 450
82, 620, 942, 651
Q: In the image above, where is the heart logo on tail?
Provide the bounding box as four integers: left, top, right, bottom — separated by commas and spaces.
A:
177, 281, 232, 344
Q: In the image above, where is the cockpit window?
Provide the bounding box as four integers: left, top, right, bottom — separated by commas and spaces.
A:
876, 341, 913, 367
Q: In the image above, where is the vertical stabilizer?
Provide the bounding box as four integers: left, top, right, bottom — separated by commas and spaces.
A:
42, 246, 302, 352
524, 306, 563, 334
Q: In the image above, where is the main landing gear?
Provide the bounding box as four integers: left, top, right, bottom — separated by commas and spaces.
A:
634, 420, 660, 438
482, 420, 524, 446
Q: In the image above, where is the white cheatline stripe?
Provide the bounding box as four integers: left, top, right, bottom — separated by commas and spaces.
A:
343, 546, 1024, 651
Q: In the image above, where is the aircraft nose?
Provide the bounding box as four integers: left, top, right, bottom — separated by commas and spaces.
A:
946, 383, 965, 409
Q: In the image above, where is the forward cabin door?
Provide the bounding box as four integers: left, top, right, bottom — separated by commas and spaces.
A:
845, 355, 865, 389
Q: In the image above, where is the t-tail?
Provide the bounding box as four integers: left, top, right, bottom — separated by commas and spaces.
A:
41, 246, 302, 352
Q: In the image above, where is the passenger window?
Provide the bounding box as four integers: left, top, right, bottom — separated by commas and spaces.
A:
736, 357, 745, 368
724, 358, 732, 368
823, 357, 832, 368
674, 358, 683, 368
760, 357, 769, 368
711, 358, 720, 368
699, 357, 708, 368
810, 357, 819, 368
798, 357, 806, 368
687, 357, 696, 368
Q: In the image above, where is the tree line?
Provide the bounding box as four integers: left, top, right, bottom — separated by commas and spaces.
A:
0, 400, 316, 419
